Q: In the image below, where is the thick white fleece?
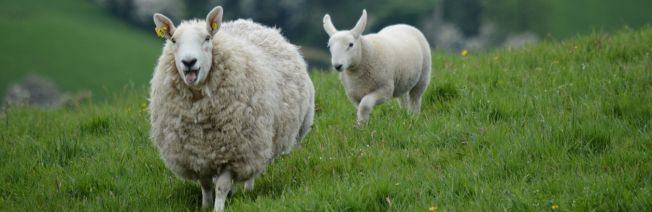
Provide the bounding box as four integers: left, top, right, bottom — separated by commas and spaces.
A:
149, 19, 314, 183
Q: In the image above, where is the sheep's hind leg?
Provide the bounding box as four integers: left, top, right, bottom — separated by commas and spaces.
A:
296, 103, 315, 145
409, 57, 432, 113
408, 74, 430, 113
398, 95, 410, 109
244, 177, 255, 192
408, 88, 424, 113
200, 178, 215, 209
213, 171, 233, 212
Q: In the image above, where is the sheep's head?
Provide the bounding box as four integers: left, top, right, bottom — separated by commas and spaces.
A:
153, 6, 223, 88
323, 10, 367, 72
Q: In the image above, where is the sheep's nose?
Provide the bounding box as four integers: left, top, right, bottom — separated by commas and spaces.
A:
182, 58, 197, 68
334, 64, 343, 71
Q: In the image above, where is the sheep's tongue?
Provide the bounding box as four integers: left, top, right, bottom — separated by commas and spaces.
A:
185, 72, 197, 83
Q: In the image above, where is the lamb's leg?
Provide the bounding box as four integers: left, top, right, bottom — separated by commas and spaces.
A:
408, 70, 431, 113
356, 90, 390, 127
213, 171, 233, 212
244, 177, 255, 192
200, 178, 215, 209
408, 55, 432, 113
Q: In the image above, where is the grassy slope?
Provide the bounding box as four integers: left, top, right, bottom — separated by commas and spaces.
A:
0, 0, 160, 99
2, 27, 651, 210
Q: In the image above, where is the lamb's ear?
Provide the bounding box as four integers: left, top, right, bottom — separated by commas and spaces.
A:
153, 13, 175, 40
206, 6, 223, 36
351, 9, 367, 38
323, 14, 337, 36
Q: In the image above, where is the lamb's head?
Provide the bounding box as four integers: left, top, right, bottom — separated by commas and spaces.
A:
153, 6, 223, 87
323, 10, 367, 72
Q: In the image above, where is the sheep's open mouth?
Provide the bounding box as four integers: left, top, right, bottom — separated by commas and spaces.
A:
184, 69, 199, 83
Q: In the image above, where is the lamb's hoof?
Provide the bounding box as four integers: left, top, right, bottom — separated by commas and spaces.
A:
354, 121, 366, 128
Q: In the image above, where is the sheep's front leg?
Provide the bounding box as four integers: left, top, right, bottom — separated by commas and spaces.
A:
356, 90, 390, 127
213, 171, 233, 212
200, 178, 215, 209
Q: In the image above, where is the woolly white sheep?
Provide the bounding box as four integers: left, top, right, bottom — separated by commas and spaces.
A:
149, 6, 314, 212
323, 10, 431, 127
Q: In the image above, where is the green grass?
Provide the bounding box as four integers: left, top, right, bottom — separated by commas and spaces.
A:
0, 0, 160, 99
1, 27, 651, 211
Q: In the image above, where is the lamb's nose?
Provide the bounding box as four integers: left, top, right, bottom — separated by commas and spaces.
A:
182, 58, 197, 68
334, 64, 343, 71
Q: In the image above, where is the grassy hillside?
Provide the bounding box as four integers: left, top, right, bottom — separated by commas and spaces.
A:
0, 0, 160, 99
1, 27, 651, 210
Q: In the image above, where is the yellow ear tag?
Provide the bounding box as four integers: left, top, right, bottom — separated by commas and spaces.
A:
211, 22, 219, 31
155, 26, 168, 38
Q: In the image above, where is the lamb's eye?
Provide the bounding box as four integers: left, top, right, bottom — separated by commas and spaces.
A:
348, 43, 354, 48
205, 36, 211, 42
171, 38, 176, 44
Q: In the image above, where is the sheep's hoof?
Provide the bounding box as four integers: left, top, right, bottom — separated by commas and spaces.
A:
201, 196, 214, 209
202, 203, 212, 209
214, 195, 228, 212
213, 204, 225, 212
244, 179, 255, 192
354, 121, 366, 128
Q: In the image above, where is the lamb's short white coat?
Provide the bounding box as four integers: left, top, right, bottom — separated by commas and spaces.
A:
323, 10, 431, 126
149, 6, 314, 212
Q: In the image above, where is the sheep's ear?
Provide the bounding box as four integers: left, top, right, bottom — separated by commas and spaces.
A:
351, 9, 367, 38
323, 14, 337, 37
206, 6, 223, 36
153, 13, 175, 40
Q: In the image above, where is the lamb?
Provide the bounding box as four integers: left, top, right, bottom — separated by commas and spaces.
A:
149, 6, 314, 212
323, 10, 432, 127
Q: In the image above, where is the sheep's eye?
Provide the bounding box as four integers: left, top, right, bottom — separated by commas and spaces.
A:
348, 43, 354, 48
171, 38, 176, 44
205, 36, 211, 42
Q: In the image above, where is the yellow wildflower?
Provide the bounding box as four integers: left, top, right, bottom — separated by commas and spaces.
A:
461, 48, 469, 57
429, 206, 437, 212
155, 26, 168, 38
551, 203, 559, 210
